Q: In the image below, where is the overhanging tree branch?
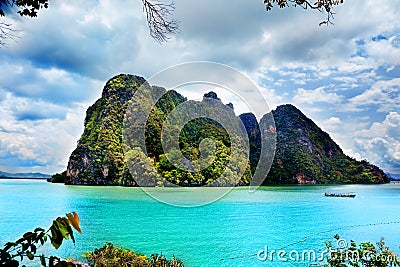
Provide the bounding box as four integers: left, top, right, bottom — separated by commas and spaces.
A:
0, 0, 345, 46
264, 0, 344, 25
141, 0, 179, 42
0, 0, 180, 46
0, 0, 48, 46
0, 21, 18, 46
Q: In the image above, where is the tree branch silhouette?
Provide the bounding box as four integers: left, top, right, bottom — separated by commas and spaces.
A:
264, 0, 344, 25
141, 0, 179, 42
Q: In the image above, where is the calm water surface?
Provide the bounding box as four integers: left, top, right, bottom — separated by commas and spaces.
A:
1, 179, 399, 266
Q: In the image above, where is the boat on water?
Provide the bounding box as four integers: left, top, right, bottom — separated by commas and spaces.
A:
324, 192, 356, 198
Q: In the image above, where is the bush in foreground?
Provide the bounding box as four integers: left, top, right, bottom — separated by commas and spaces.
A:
325, 234, 400, 267
83, 243, 184, 267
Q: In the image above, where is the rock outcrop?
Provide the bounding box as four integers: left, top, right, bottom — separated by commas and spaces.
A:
55, 74, 389, 185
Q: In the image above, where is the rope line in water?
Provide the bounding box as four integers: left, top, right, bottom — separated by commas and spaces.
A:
220, 220, 400, 261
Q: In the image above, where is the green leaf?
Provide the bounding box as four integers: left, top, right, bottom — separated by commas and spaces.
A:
23, 232, 36, 240
55, 220, 70, 241
50, 226, 63, 249
26, 251, 34, 260
50, 216, 77, 249
30, 244, 37, 254
4, 259, 20, 267
49, 256, 55, 267
40, 255, 47, 267
54, 261, 76, 267
4, 241, 17, 251
22, 243, 29, 251
16, 237, 25, 244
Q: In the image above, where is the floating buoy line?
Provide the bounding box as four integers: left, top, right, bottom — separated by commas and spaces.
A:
220, 220, 400, 262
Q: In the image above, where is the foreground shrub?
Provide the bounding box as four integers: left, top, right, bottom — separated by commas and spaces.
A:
83, 243, 184, 267
325, 234, 400, 267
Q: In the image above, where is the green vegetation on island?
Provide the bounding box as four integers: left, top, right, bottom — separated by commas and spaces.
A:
266, 104, 388, 184
49, 74, 389, 186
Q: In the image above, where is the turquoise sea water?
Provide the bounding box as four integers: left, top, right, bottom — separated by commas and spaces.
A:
1, 179, 399, 266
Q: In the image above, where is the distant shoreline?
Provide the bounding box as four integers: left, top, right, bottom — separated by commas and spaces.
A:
2, 178, 400, 187
0, 177, 48, 180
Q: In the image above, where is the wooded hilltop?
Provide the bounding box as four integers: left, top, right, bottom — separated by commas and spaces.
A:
50, 74, 389, 186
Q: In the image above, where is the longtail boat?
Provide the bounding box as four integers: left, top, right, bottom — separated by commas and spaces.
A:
324, 192, 356, 198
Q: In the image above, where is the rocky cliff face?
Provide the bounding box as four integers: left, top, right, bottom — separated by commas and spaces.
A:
264, 104, 389, 184
65, 74, 146, 185
239, 113, 261, 175
60, 74, 389, 185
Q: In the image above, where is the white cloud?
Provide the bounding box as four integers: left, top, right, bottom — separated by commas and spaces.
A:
354, 112, 400, 174
0, 0, 400, 174
364, 36, 400, 66
293, 86, 344, 104
0, 90, 86, 173
348, 78, 400, 112
320, 117, 343, 132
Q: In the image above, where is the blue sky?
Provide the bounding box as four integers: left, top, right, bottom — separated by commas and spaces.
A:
0, 0, 399, 175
